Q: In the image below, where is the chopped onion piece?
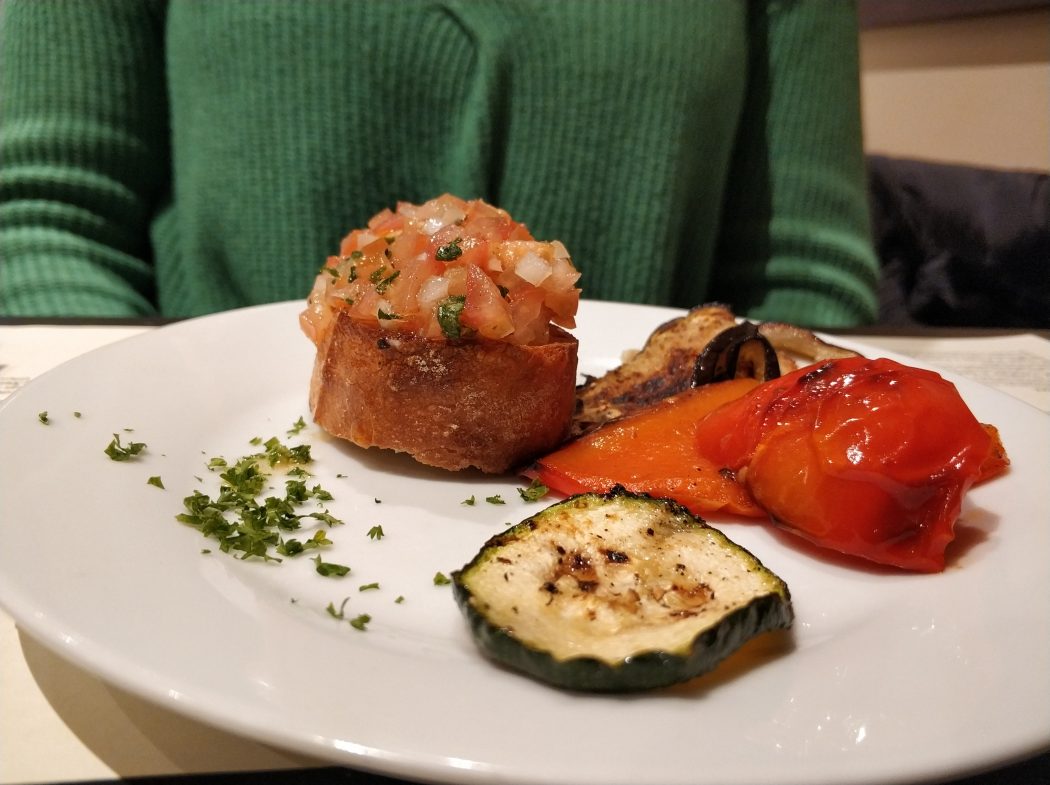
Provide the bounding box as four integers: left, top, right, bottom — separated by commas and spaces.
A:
421, 217, 445, 236
549, 256, 582, 289
515, 252, 552, 286
417, 274, 451, 310
421, 203, 467, 236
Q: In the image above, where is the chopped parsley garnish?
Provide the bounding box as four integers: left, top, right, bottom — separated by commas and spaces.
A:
278, 529, 332, 557
461, 495, 476, 506
485, 494, 506, 505
369, 266, 387, 284
367, 525, 385, 540
377, 308, 401, 321
260, 437, 312, 467
38, 411, 50, 424
326, 600, 371, 630
433, 571, 452, 586
147, 476, 165, 490
350, 250, 363, 260
305, 509, 343, 527
395, 595, 405, 604
436, 295, 466, 340
105, 433, 146, 461
285, 479, 330, 502
326, 597, 350, 619
73, 411, 82, 418
517, 479, 549, 502
321, 266, 340, 279
278, 539, 307, 557
287, 416, 307, 436
313, 555, 351, 577
374, 269, 400, 294
176, 435, 341, 562
358, 582, 380, 591
435, 237, 463, 261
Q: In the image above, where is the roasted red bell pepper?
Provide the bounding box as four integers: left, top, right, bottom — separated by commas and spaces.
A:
693, 357, 1007, 572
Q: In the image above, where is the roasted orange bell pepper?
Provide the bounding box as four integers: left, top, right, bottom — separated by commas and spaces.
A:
533, 377, 765, 517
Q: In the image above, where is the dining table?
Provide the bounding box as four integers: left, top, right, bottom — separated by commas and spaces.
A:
1, 312, 1048, 785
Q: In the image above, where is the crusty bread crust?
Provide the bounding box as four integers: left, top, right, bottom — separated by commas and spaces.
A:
310, 311, 579, 473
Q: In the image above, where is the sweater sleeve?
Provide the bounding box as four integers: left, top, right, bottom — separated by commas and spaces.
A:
0, 0, 169, 317
711, 0, 878, 328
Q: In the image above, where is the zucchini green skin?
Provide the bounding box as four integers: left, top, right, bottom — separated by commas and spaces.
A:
452, 486, 793, 692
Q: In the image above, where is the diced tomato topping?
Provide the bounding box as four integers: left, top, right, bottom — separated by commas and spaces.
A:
462, 263, 514, 339
300, 195, 581, 347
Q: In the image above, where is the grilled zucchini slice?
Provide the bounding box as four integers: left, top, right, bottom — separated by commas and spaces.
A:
452, 487, 793, 692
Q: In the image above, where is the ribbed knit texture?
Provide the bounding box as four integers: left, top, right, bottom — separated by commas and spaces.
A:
0, 0, 878, 327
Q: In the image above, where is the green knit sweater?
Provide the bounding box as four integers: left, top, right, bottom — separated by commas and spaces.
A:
0, 0, 877, 326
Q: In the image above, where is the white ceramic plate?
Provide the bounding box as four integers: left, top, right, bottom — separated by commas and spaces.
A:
1, 300, 1047, 785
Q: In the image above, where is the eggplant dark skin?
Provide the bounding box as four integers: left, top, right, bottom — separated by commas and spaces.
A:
691, 321, 781, 387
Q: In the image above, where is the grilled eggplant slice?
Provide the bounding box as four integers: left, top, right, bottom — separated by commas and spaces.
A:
571, 304, 857, 436
572, 304, 739, 436
452, 487, 793, 692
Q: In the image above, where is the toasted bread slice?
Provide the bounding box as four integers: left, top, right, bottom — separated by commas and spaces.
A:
572, 304, 856, 436
310, 311, 578, 473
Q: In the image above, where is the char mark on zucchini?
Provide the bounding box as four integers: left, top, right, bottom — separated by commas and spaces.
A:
452, 486, 793, 692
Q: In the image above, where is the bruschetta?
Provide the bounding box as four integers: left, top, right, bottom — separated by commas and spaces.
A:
301, 195, 581, 473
